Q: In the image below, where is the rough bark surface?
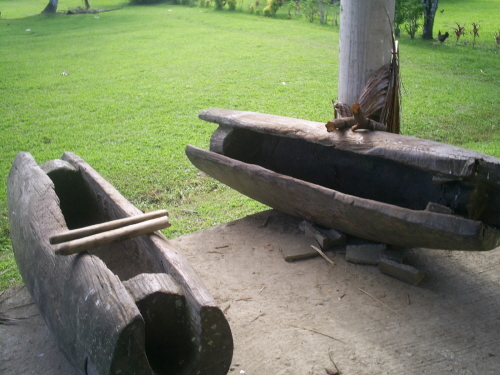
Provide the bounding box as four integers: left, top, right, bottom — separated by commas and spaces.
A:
421, 0, 439, 40
186, 108, 500, 250
41, 0, 58, 13
7, 152, 233, 375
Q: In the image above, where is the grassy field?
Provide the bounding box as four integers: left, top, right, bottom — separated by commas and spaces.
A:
1, 0, 499, 289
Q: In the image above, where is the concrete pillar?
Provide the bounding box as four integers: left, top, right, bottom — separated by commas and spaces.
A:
338, 0, 395, 106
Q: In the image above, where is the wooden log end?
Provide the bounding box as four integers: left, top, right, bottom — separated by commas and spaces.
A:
325, 121, 336, 132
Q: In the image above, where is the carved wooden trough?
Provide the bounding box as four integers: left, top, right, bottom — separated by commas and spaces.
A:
7, 152, 233, 375
186, 108, 500, 251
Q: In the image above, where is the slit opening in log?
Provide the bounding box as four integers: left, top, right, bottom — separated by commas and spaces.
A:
45, 166, 163, 281
45, 166, 102, 230
219, 127, 500, 224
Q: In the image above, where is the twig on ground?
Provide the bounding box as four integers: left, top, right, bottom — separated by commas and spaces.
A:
311, 245, 335, 266
236, 297, 252, 301
250, 313, 265, 323
285, 323, 345, 344
328, 349, 342, 374
215, 245, 229, 249
259, 286, 266, 294
359, 288, 403, 318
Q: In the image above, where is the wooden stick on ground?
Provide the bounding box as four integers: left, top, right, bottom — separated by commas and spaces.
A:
359, 288, 403, 318
311, 245, 335, 266
284, 323, 345, 344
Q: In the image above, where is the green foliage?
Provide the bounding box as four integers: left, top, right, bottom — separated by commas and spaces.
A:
213, 0, 226, 9
1, 0, 500, 291
262, 0, 283, 17
395, 0, 423, 39
301, 0, 317, 22
227, 0, 236, 10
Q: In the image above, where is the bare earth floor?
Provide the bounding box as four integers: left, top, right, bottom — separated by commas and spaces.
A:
1, 210, 500, 375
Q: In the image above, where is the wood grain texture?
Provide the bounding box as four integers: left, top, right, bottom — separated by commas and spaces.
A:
185, 144, 500, 251
50, 209, 169, 245
53, 216, 172, 255
8, 152, 233, 375
199, 108, 500, 184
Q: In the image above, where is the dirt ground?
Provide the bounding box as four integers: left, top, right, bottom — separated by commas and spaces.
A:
2, 209, 500, 375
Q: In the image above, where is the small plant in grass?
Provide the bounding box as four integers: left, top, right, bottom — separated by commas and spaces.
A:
454, 23, 465, 44
471, 22, 480, 48
495, 31, 500, 47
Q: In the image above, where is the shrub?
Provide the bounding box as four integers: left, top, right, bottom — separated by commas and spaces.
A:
227, 0, 236, 10
262, 0, 283, 16
213, 0, 226, 9
395, 0, 423, 39
302, 0, 318, 23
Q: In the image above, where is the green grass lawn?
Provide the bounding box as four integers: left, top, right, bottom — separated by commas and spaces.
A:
1, 0, 499, 289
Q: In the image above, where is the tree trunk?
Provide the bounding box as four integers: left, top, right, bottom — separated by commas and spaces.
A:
338, 0, 395, 107
421, 0, 438, 40
42, 0, 58, 13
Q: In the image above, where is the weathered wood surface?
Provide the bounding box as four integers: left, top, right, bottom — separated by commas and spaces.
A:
53, 216, 172, 255
199, 108, 500, 184
7, 152, 233, 375
187, 108, 500, 250
186, 145, 500, 250
50, 209, 169, 244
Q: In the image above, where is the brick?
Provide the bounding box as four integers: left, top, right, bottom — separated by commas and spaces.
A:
378, 259, 425, 285
279, 235, 322, 262
300, 220, 346, 250
345, 241, 386, 265
380, 248, 406, 263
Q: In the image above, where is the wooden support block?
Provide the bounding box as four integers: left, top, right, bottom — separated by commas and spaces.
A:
378, 259, 425, 286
